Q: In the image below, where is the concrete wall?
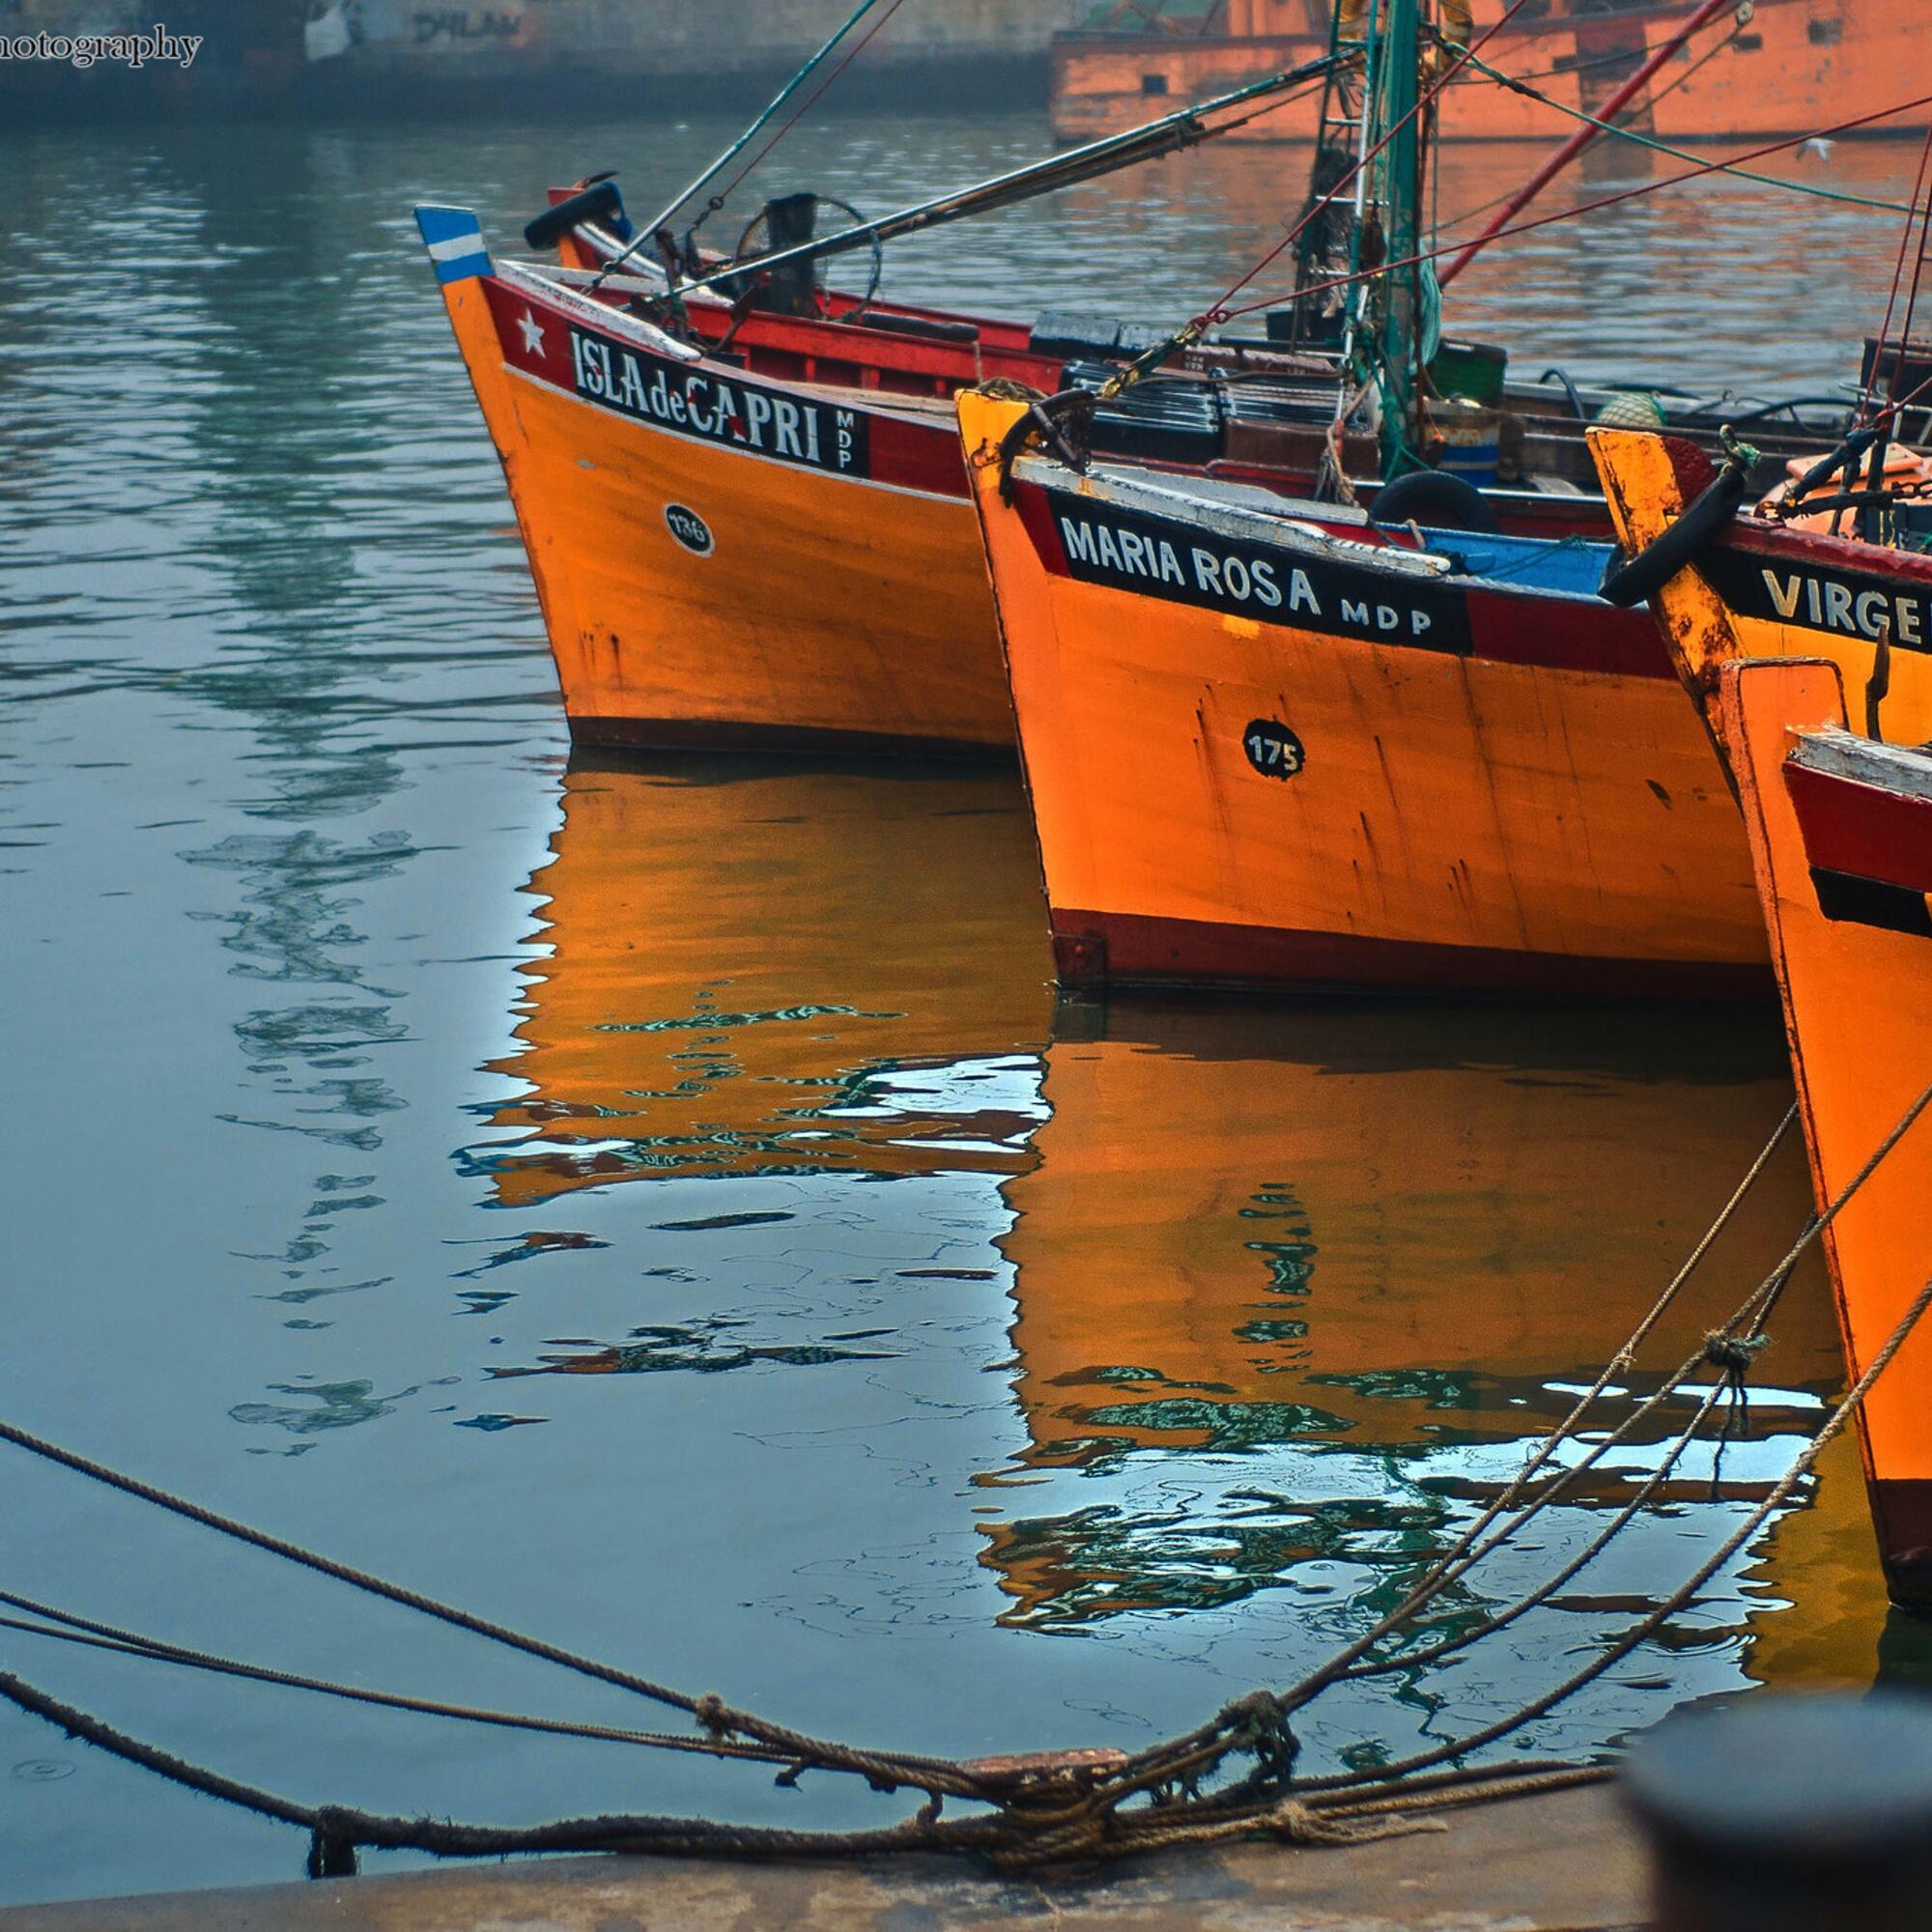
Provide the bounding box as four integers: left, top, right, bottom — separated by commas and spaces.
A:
292, 0, 1094, 101
2, 0, 1087, 111
569, 0, 1089, 67
8, 0, 1089, 70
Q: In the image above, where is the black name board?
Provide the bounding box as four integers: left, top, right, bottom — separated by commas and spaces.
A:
568, 328, 868, 477
1039, 486, 1472, 651
1697, 543, 1932, 654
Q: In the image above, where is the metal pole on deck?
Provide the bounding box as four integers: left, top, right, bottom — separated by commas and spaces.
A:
1378, 0, 1422, 475
658, 52, 1342, 301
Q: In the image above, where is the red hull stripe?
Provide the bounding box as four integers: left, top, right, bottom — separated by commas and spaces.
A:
685, 298, 1060, 390
1721, 512, 1932, 591
1463, 584, 1670, 679
569, 715, 1012, 761
1049, 907, 1768, 1002
1786, 758, 1932, 897
1871, 1478, 1932, 1611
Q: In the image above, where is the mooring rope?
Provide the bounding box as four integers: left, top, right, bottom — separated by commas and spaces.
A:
1296, 1267, 1932, 1798
1341, 1377, 1732, 1684
0, 1415, 976, 1797
0, 1593, 796, 1767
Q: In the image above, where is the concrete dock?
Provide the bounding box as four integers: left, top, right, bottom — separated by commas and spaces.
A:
0, 1783, 1644, 1930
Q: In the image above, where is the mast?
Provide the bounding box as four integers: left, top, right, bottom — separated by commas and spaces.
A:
1376, 0, 1423, 475
1285, 1, 1367, 350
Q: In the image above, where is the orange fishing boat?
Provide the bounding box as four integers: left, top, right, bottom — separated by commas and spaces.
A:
1588, 427, 1932, 1609
1711, 661, 1932, 1612
958, 387, 1768, 998
416, 206, 1021, 756
1054, 0, 1930, 147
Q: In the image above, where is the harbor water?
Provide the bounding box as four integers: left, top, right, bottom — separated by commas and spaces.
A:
4, 107, 1929, 1906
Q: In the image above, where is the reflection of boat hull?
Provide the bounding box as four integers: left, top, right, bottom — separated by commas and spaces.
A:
1004, 1003, 1830, 1452
482, 753, 1051, 1209
990, 999, 1841, 1632
962, 390, 1768, 999
1052, 0, 1931, 146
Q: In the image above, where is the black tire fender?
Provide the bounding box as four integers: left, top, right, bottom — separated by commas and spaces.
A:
1370, 469, 1501, 535
1598, 463, 1748, 607
525, 181, 626, 252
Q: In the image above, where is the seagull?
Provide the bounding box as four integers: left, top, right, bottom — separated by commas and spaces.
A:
1797, 137, 1835, 162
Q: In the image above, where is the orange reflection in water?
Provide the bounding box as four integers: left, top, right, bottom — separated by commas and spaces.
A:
481, 753, 1053, 1208
992, 1001, 1889, 1673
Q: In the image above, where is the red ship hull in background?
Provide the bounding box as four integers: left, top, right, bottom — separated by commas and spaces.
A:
1053, 0, 1929, 146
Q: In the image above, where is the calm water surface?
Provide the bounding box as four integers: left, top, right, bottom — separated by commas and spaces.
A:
3, 108, 1929, 1905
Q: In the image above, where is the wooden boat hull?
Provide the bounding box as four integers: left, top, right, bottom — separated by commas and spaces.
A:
1052, 0, 1929, 146
1588, 425, 1932, 1609
420, 213, 1011, 756
1589, 428, 1932, 750
960, 390, 1768, 999
1713, 661, 1932, 1613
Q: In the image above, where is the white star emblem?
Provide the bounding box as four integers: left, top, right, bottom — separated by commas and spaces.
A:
517, 309, 545, 356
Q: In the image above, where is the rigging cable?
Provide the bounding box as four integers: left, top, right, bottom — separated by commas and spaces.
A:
592, 0, 908, 291
1191, 0, 1548, 329
1861, 126, 1932, 420
1881, 144, 1932, 411
1208, 88, 1932, 327
687, 0, 912, 233
1438, 48, 1918, 222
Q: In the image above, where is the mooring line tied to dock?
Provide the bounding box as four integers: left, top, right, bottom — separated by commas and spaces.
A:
4, 1080, 1932, 1880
